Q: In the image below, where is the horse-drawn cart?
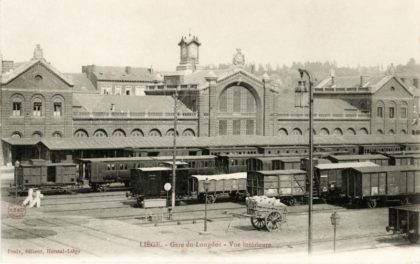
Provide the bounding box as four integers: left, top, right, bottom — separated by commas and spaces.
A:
245, 196, 288, 232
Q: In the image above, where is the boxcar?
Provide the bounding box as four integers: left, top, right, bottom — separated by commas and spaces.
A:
247, 170, 306, 206
386, 153, 420, 166
247, 157, 284, 171
16, 160, 78, 191
359, 144, 402, 154
327, 154, 390, 166
342, 165, 420, 208
313, 161, 378, 203
386, 205, 420, 244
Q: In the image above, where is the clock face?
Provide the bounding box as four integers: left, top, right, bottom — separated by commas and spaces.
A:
189, 45, 198, 58
181, 46, 187, 57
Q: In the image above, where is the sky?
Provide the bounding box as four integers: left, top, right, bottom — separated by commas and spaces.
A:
0, 0, 419, 73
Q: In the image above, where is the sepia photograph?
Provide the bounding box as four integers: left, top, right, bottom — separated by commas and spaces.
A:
0, 0, 419, 263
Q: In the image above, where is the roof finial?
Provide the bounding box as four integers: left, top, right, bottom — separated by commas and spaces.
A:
32, 44, 45, 61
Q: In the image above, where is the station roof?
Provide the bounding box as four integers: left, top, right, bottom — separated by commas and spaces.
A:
4, 134, 420, 151
328, 154, 389, 160
87, 65, 156, 82
351, 165, 420, 173
78, 157, 155, 162
315, 161, 378, 170
138, 167, 171, 172
64, 73, 97, 94
73, 94, 192, 113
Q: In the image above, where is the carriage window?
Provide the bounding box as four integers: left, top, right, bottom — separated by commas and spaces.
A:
204, 161, 208, 167
111, 164, 115, 170
107, 164, 111, 170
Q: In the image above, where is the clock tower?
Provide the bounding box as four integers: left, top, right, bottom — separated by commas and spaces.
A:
176, 34, 202, 72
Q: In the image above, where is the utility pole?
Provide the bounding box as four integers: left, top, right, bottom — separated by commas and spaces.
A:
171, 91, 178, 209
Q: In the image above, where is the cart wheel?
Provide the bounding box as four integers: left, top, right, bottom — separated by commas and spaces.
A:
265, 211, 282, 232
408, 233, 419, 244
206, 195, 216, 204
367, 199, 377, 208
250, 217, 265, 230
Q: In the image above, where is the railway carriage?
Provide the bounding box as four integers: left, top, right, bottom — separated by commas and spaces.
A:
386, 205, 420, 244
216, 154, 259, 174
342, 165, 420, 208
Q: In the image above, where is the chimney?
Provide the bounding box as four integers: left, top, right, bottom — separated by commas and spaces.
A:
125, 66, 131, 74
414, 78, 419, 89
2, 60, 14, 73
401, 77, 406, 83
360, 75, 368, 87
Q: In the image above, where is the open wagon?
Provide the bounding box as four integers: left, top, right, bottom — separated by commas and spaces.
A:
245, 196, 287, 232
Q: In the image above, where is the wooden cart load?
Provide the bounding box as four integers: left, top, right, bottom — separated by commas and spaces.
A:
386, 205, 420, 243
245, 196, 287, 232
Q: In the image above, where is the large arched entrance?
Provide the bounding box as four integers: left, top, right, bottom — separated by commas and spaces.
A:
216, 85, 258, 136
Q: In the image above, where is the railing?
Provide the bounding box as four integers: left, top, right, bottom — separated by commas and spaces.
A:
275, 112, 370, 119
314, 87, 371, 93
73, 111, 198, 119
147, 84, 198, 90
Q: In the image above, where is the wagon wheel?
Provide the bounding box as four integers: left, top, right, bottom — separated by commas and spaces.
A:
408, 233, 419, 244
265, 211, 283, 232
250, 217, 265, 230
206, 195, 216, 204
367, 199, 377, 208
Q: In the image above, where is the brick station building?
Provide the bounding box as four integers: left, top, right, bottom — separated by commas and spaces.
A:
0, 36, 418, 164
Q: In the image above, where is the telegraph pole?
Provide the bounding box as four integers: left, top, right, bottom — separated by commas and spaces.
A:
171, 91, 178, 209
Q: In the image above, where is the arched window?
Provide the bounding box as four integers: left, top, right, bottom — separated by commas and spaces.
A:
74, 129, 89, 137
333, 128, 343, 136
388, 101, 397, 119
388, 129, 395, 134
52, 131, 62, 138
306, 128, 316, 135
148, 129, 162, 137
278, 128, 288, 136
359, 128, 369, 135
346, 128, 356, 135
400, 129, 407, 134
11, 94, 24, 117
291, 128, 303, 136
319, 128, 330, 135
376, 129, 384, 135
112, 129, 126, 137
182, 129, 195, 137
376, 101, 385, 118
93, 129, 108, 137
32, 131, 42, 138
11, 132, 22, 138
166, 129, 179, 137
32, 96, 44, 117
400, 102, 408, 119
130, 129, 144, 137
52, 95, 64, 117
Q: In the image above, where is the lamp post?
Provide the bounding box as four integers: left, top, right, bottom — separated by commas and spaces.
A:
203, 178, 210, 233
330, 211, 340, 252
14, 160, 20, 199
294, 69, 314, 255
171, 89, 178, 210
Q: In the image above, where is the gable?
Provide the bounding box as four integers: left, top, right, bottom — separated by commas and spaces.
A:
5, 62, 72, 90
373, 77, 412, 99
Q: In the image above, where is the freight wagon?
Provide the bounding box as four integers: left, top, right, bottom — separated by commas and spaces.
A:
15, 159, 78, 194
313, 161, 379, 203
129, 166, 247, 206
216, 154, 259, 173
386, 205, 420, 243
247, 170, 306, 206
342, 165, 420, 208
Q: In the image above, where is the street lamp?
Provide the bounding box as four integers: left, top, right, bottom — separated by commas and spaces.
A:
14, 160, 20, 199
203, 178, 210, 233
294, 69, 314, 255
330, 211, 341, 252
